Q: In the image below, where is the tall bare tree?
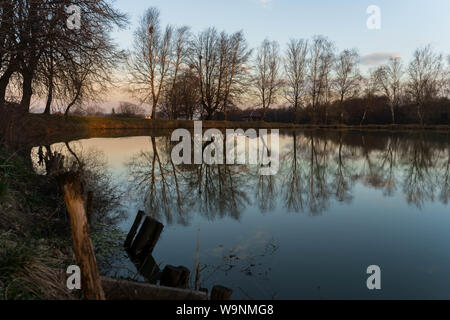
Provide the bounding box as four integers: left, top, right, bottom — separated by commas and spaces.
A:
166, 26, 191, 120
189, 28, 250, 120
255, 39, 281, 120
360, 69, 379, 125
307, 35, 335, 122
333, 49, 361, 122
374, 57, 403, 124
284, 39, 308, 123
407, 45, 444, 125
221, 31, 251, 120
161, 67, 200, 120
128, 7, 173, 119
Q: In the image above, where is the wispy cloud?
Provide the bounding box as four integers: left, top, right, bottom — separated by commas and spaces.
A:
256, 0, 273, 9
361, 52, 402, 66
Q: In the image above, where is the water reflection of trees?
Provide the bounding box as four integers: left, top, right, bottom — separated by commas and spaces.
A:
126, 132, 450, 225
126, 137, 251, 225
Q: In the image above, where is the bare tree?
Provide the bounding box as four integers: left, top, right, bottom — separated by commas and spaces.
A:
284, 39, 308, 123
307, 35, 335, 122
221, 31, 251, 120
165, 26, 191, 119
374, 57, 403, 124
189, 28, 251, 120
161, 68, 200, 120
0, 0, 127, 113
407, 45, 444, 125
255, 39, 281, 120
360, 69, 379, 125
128, 7, 173, 119
333, 49, 361, 122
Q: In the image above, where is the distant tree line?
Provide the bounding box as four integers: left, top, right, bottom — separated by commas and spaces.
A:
126, 7, 449, 125
1, 4, 449, 125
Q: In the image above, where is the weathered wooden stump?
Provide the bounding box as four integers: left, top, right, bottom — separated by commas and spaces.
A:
160, 265, 190, 288
211, 285, 233, 300
133, 254, 161, 284
129, 216, 164, 258
58, 172, 105, 300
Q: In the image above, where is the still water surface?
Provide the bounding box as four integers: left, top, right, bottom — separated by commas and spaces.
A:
32, 130, 450, 299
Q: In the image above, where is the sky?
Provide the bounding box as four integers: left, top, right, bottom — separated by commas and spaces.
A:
112, 0, 450, 65
75, 0, 450, 112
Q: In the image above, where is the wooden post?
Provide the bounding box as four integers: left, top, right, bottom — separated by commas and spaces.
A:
160, 265, 190, 288
129, 253, 161, 284
59, 172, 105, 300
129, 216, 163, 257
211, 285, 233, 300
124, 210, 145, 249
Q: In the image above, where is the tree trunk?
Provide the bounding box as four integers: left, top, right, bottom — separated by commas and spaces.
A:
151, 98, 157, 119
20, 71, 33, 112
65, 87, 82, 116
43, 76, 53, 115
0, 67, 14, 105
360, 110, 367, 126
417, 105, 424, 126
390, 104, 395, 125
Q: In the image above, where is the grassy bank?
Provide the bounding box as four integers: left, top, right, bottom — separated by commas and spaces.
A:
8, 113, 449, 145
0, 144, 76, 299
0, 143, 125, 300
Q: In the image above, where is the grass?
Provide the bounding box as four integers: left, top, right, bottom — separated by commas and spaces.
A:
0, 145, 76, 300
0, 142, 127, 300
0, 232, 75, 300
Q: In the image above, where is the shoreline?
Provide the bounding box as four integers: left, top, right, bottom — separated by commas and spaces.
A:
3, 113, 450, 146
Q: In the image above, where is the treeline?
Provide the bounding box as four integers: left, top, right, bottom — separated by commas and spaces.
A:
125, 8, 450, 125
1, 4, 449, 125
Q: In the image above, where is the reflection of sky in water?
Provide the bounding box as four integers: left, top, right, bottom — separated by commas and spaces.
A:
31, 131, 450, 299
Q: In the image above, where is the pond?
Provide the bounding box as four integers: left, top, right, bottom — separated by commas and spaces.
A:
31, 129, 450, 299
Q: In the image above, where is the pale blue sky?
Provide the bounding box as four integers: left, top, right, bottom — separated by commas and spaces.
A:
113, 0, 450, 65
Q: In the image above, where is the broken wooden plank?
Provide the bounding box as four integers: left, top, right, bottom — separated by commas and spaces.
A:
129, 216, 164, 257
124, 210, 145, 249
58, 172, 105, 300
101, 277, 207, 300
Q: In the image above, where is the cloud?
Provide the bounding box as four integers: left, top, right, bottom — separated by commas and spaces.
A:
360, 52, 401, 66
256, 0, 273, 8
